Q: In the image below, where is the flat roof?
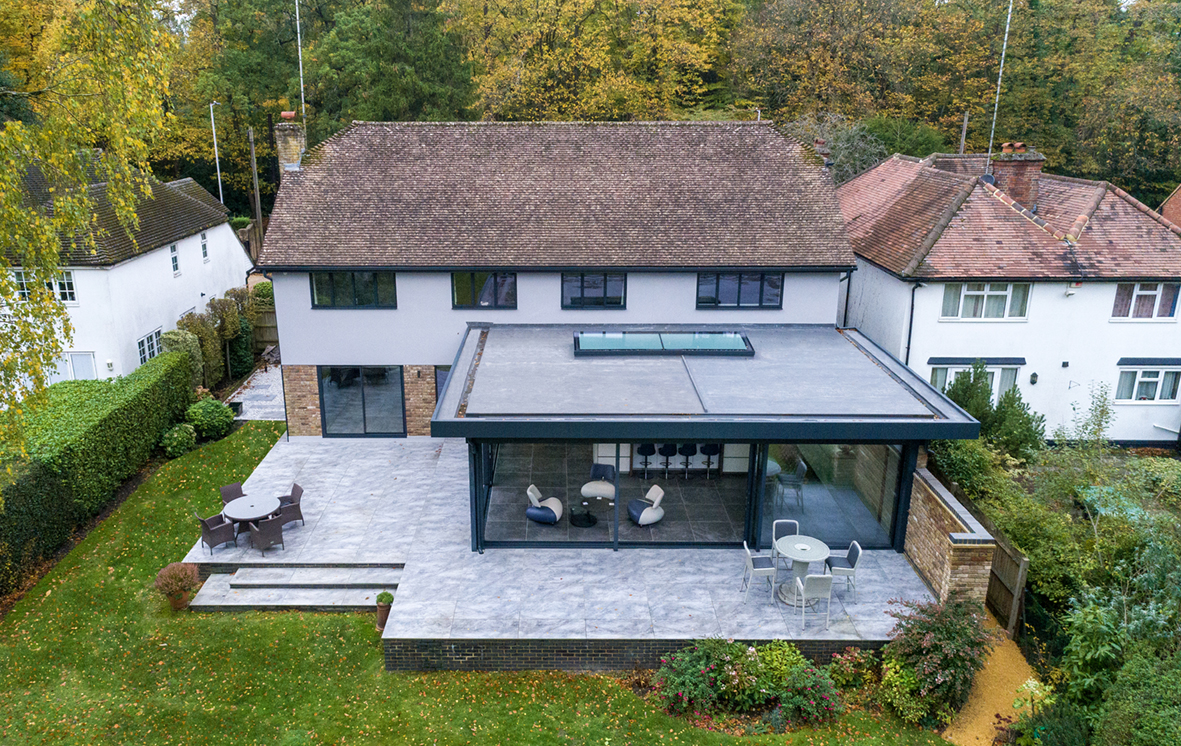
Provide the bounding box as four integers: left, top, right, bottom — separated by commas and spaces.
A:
432, 324, 979, 442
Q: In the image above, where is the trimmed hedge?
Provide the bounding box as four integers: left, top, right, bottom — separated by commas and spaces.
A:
228, 317, 254, 379
0, 352, 191, 595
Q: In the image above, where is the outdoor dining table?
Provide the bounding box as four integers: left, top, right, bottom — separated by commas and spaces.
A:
222, 495, 281, 525
774, 534, 831, 606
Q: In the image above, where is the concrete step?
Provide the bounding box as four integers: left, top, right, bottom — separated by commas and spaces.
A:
229, 566, 402, 589
190, 573, 395, 612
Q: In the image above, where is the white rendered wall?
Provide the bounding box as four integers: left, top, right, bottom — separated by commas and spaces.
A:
907, 281, 1181, 444
61, 222, 252, 377
843, 258, 913, 359
272, 271, 843, 366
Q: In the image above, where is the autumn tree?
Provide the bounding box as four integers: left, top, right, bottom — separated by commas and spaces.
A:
0, 0, 174, 450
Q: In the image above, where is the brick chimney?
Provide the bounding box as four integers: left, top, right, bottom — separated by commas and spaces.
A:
274, 111, 305, 176
990, 142, 1045, 210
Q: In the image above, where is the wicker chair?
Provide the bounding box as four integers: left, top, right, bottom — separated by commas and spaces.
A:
195, 511, 237, 555
220, 482, 245, 505
279, 483, 303, 506
247, 515, 285, 556
278, 489, 304, 527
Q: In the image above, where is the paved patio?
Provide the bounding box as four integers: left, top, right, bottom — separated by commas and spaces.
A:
227, 365, 287, 421
187, 437, 933, 641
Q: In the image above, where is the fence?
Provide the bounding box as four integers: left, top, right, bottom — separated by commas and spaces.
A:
254, 308, 278, 353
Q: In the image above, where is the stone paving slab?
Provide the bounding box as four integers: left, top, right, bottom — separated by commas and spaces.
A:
190, 574, 392, 611
227, 365, 286, 421
229, 567, 403, 588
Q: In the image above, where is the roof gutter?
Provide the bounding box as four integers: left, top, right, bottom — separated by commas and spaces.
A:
253, 264, 858, 274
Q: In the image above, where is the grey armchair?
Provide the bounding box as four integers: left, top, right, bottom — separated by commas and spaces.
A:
195, 511, 237, 555
279, 483, 303, 506
247, 515, 285, 556
220, 482, 245, 506
278, 489, 304, 527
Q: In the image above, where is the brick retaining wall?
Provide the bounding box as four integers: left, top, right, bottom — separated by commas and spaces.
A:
282, 365, 320, 436
904, 464, 994, 604
403, 365, 436, 436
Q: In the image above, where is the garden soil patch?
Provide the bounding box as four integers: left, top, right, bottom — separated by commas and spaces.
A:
942, 613, 1036, 746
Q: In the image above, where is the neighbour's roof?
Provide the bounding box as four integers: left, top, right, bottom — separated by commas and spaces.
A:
432, 323, 979, 441
837, 154, 1181, 281
1162, 182, 1181, 227
258, 121, 855, 271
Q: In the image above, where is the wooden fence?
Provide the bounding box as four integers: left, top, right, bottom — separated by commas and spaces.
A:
254, 308, 278, 353
928, 466, 1029, 638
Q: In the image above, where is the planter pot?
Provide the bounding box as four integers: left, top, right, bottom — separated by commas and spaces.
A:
376, 602, 392, 631
228, 401, 243, 416
168, 590, 192, 611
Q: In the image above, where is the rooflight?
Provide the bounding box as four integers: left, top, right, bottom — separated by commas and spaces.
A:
574, 331, 754, 357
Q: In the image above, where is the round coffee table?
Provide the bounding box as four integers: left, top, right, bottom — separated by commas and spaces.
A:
223, 495, 281, 524
775, 535, 830, 606
571, 491, 616, 528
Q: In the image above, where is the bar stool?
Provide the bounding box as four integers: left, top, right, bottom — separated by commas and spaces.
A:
658, 444, 678, 479
635, 443, 656, 479
700, 443, 721, 479
678, 443, 697, 479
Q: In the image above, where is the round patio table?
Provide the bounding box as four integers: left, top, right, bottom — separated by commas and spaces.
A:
774, 535, 830, 606
223, 495, 281, 524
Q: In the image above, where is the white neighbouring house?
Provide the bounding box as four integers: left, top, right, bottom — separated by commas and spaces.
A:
11, 176, 253, 380
839, 147, 1181, 445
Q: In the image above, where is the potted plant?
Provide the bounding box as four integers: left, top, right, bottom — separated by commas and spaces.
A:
375, 591, 394, 631
155, 562, 199, 611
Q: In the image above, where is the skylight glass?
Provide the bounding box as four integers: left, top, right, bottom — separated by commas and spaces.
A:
574, 331, 754, 356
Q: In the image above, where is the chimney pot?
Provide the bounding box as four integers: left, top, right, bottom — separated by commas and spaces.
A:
1002, 142, 1015, 153
280, 111, 296, 121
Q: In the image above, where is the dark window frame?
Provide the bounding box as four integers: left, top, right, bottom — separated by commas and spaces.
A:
560, 272, 627, 309
451, 272, 517, 309
695, 272, 785, 309
309, 272, 398, 309
317, 365, 408, 437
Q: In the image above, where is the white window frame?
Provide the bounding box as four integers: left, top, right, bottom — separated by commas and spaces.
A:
137, 328, 162, 365
170, 244, 180, 275
930, 365, 1021, 401
12, 269, 30, 301
1111, 282, 1179, 322
10, 269, 74, 303
49, 352, 98, 383
1115, 368, 1181, 404
201, 232, 209, 263
940, 282, 1030, 321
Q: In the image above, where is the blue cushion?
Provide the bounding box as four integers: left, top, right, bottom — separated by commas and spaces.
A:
526, 506, 558, 524
627, 499, 647, 524
826, 556, 854, 570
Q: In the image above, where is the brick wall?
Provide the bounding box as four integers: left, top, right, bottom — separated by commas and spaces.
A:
383, 637, 886, 672
403, 365, 436, 436
904, 467, 994, 604
282, 365, 321, 436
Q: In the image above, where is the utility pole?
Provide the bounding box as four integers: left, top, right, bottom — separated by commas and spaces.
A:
248, 127, 264, 261
958, 110, 969, 155
209, 101, 223, 203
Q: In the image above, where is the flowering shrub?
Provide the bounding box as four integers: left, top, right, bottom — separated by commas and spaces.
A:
775, 665, 844, 725
161, 423, 197, 458
885, 592, 999, 712
653, 639, 774, 715
829, 646, 880, 689
708, 639, 772, 711
757, 640, 807, 688
154, 562, 198, 599
653, 643, 720, 715
877, 657, 928, 724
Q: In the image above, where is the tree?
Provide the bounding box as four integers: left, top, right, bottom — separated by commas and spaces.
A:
943, 361, 995, 431
781, 113, 886, 184
0, 0, 174, 452
863, 115, 945, 157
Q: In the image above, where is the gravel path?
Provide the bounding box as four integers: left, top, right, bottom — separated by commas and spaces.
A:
942, 614, 1037, 745
226, 365, 286, 421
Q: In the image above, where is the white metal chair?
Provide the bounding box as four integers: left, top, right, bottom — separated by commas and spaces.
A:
825, 540, 862, 602
776, 459, 807, 508
795, 574, 834, 630
770, 519, 799, 572
740, 540, 778, 604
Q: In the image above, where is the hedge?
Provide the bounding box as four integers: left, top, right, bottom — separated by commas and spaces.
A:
0, 351, 191, 595
228, 317, 254, 379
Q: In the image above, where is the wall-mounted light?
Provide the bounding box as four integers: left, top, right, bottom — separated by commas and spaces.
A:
1064, 288, 1076, 297
1029, 372, 1038, 385
106, 359, 114, 371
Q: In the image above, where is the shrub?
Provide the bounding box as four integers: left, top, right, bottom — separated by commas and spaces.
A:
990, 385, 1046, 463
944, 361, 995, 427
703, 639, 772, 712
252, 280, 274, 306
828, 646, 879, 689
161, 329, 203, 390
187, 399, 234, 441
228, 317, 254, 379
885, 593, 999, 712
229, 216, 251, 230
161, 423, 197, 458
757, 640, 807, 688
376, 591, 394, 604
776, 665, 843, 725
1019, 699, 1089, 746
1128, 457, 1181, 507
1094, 650, 1181, 746
876, 657, 928, 724
154, 562, 198, 598
178, 312, 223, 388
653, 643, 721, 715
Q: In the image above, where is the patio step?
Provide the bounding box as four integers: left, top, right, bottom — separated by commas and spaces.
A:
189, 573, 395, 612
229, 566, 402, 590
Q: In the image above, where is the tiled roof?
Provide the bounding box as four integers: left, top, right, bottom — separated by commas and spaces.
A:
258, 121, 854, 270
929, 154, 988, 177
1162, 182, 1181, 227
837, 154, 1181, 280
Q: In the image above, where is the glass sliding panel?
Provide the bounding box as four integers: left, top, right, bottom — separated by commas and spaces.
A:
717, 274, 740, 306
375, 272, 397, 307
762, 274, 783, 307
697, 273, 718, 306
70, 353, 96, 380
312, 273, 334, 306
353, 272, 376, 306
1009, 284, 1029, 317
1116, 371, 1136, 399
361, 366, 405, 434
605, 274, 625, 306
321, 367, 364, 434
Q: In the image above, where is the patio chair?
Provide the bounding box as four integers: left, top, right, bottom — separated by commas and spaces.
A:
635, 443, 656, 479
220, 482, 245, 505
526, 484, 564, 524
795, 574, 834, 630
247, 515, 285, 556
741, 540, 777, 604
279, 483, 303, 506
771, 519, 799, 571
278, 492, 305, 528
657, 444, 677, 479
581, 464, 616, 500
627, 485, 665, 526
195, 510, 237, 555
825, 540, 862, 603
776, 459, 807, 509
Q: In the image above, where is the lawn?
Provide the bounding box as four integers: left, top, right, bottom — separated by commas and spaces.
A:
0, 421, 950, 744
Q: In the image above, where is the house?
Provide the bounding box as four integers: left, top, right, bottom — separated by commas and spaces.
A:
12, 172, 253, 380
839, 145, 1181, 446
1162, 182, 1181, 229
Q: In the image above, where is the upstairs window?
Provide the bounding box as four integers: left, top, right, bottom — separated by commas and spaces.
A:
137, 328, 162, 365
452, 272, 516, 309
1112, 283, 1178, 319
696, 272, 784, 309
941, 282, 1029, 319
170, 244, 179, 274
311, 272, 397, 308
561, 272, 626, 309
12, 270, 29, 301
1116, 368, 1180, 402
54, 271, 76, 302
201, 232, 209, 261
12, 270, 75, 302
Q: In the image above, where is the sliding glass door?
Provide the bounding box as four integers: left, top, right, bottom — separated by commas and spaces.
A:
318, 366, 406, 436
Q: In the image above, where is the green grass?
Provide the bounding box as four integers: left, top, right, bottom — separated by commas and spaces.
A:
0, 421, 950, 744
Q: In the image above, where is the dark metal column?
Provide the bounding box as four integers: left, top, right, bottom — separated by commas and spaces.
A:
468, 440, 480, 552
892, 442, 920, 552
745, 443, 767, 550
613, 443, 621, 551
